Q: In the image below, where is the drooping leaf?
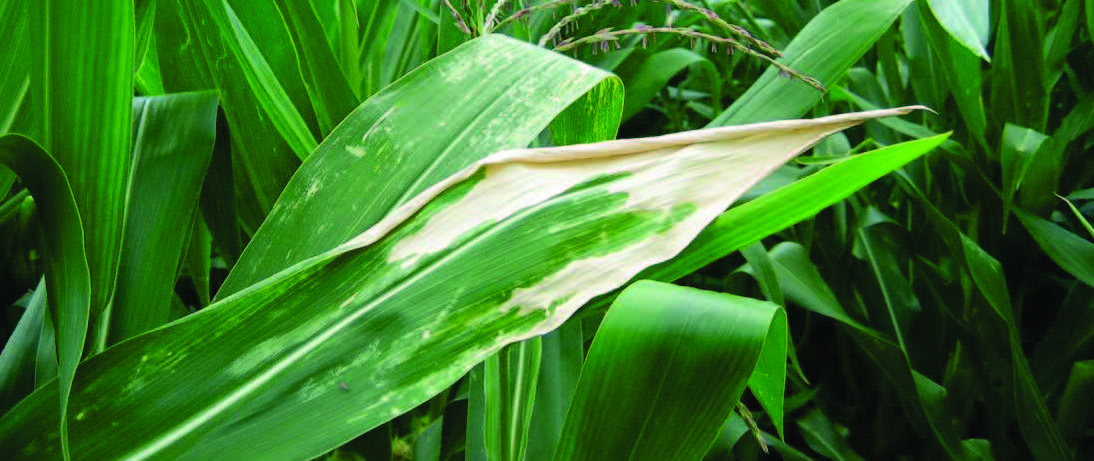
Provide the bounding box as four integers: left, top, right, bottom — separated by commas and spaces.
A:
1015, 209, 1094, 288
1057, 194, 1094, 239
0, 135, 90, 459
553, 281, 787, 460
924, 0, 990, 61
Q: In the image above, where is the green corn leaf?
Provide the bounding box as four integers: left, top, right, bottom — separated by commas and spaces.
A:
1015, 209, 1094, 288
0, 278, 46, 415
163, 0, 301, 229
1030, 285, 1094, 392
990, 0, 1048, 132
184, 213, 213, 308
797, 408, 866, 461
1056, 361, 1094, 444
134, 0, 162, 95
1000, 124, 1050, 230
275, 0, 360, 136
195, 114, 243, 267
107, 92, 219, 344
523, 321, 583, 461
901, 5, 948, 114
903, 179, 1073, 461
481, 338, 541, 461
1056, 194, 1094, 239
709, 0, 912, 126
0, 135, 90, 460
856, 213, 922, 351
924, 0, 990, 61
1045, 0, 1082, 84
25, 0, 132, 456
30, 0, 133, 351
0, 105, 916, 459
553, 281, 787, 461
918, 2, 988, 147
1089, 0, 1094, 43
0, 0, 28, 135
761, 239, 975, 460
212, 0, 318, 160
740, 242, 786, 310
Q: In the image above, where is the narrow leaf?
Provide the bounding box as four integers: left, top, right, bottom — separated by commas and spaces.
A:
275, 0, 359, 135
30, 0, 133, 355
1015, 209, 1094, 288
0, 135, 90, 459
0, 278, 47, 415
215, 0, 318, 159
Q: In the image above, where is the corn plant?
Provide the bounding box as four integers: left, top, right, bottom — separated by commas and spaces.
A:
0, 0, 991, 460
607, 1, 1091, 460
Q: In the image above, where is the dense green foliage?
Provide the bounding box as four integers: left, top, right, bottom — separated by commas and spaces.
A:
1, 0, 1091, 460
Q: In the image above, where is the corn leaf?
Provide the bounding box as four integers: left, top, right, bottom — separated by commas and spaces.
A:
0, 0, 28, 135
905, 181, 1073, 461
107, 92, 219, 344
0, 105, 917, 459
616, 49, 717, 122
1000, 124, 1049, 229
216, 35, 623, 299
924, 0, 990, 61
1015, 210, 1094, 288
481, 338, 541, 461
25, 0, 132, 456
161, 0, 300, 230
0, 278, 46, 415
523, 321, 583, 461
553, 281, 787, 460
275, 0, 359, 136
638, 134, 951, 285
0, 135, 90, 460
709, 0, 911, 126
